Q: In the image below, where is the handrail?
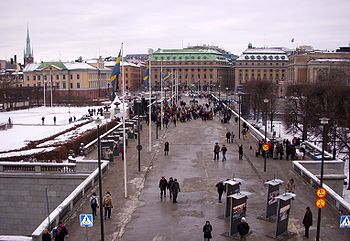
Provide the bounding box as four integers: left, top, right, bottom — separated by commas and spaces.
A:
0, 162, 76, 173
31, 161, 109, 241
211, 94, 269, 142
293, 160, 350, 214
83, 123, 122, 154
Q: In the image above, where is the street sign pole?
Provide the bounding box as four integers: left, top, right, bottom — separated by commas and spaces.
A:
85, 226, 88, 241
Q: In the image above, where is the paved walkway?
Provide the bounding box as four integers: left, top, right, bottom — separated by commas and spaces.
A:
65, 97, 350, 241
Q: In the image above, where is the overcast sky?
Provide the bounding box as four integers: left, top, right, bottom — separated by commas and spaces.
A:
1, 0, 349, 63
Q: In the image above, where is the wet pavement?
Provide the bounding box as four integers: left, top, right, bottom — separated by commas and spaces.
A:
66, 96, 350, 241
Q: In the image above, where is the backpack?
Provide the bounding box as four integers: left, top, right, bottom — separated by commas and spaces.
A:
91, 197, 97, 207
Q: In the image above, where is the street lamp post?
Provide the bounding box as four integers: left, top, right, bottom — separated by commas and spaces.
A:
95, 120, 105, 241
226, 87, 228, 103
238, 93, 242, 139
263, 98, 269, 172
316, 117, 329, 241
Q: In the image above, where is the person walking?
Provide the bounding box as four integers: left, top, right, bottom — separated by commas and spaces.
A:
231, 131, 235, 143
221, 144, 227, 161
41, 116, 45, 125
302, 207, 313, 238
102, 191, 113, 220
215, 181, 225, 203
53, 116, 56, 125
239, 144, 243, 160
159, 176, 168, 200
237, 217, 250, 241
167, 177, 174, 199
164, 141, 169, 156
213, 143, 220, 161
226, 131, 232, 143
203, 220, 213, 241
171, 178, 181, 203
90, 192, 99, 219
286, 178, 296, 193
53, 222, 68, 241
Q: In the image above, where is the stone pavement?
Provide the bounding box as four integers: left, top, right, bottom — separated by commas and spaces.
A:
65, 97, 350, 241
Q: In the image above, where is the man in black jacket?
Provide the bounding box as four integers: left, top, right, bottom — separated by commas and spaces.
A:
171, 179, 181, 203
215, 181, 225, 203
159, 176, 168, 200
303, 207, 313, 238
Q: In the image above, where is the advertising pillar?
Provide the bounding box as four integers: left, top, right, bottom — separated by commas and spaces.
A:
275, 193, 296, 237
265, 179, 284, 219
223, 179, 242, 218
229, 193, 248, 236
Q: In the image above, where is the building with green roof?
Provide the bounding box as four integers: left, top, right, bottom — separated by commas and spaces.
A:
149, 47, 234, 91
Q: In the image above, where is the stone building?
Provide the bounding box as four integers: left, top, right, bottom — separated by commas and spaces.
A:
23, 61, 110, 99
287, 50, 350, 85
235, 44, 288, 96
104, 60, 143, 91
149, 47, 234, 91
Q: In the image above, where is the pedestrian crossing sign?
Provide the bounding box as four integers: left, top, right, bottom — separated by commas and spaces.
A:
80, 214, 93, 227
340, 215, 350, 228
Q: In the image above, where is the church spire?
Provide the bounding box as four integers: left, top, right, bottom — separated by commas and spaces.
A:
24, 25, 34, 66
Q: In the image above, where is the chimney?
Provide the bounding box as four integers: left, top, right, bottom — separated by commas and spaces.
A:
14, 55, 17, 63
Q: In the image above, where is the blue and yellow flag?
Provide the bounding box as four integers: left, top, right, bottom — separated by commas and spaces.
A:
109, 50, 121, 100
162, 71, 171, 81
143, 66, 149, 90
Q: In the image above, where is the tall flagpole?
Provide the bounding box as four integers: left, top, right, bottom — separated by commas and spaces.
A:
121, 42, 128, 198
177, 70, 179, 105
171, 72, 173, 106
148, 49, 153, 153
160, 62, 163, 131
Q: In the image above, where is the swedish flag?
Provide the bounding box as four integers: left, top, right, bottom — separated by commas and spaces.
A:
109, 50, 121, 100
162, 71, 171, 81
143, 66, 149, 90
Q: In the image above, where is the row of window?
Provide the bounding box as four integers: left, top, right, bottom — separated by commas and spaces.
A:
244, 55, 286, 60
239, 73, 285, 78
238, 62, 285, 66
152, 61, 223, 66
153, 68, 214, 73
154, 55, 210, 61
239, 69, 286, 73
27, 74, 80, 81
153, 74, 214, 80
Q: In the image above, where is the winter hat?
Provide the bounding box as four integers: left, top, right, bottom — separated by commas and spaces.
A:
241, 217, 246, 223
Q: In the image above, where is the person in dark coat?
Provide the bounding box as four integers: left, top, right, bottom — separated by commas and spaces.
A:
213, 143, 220, 161
303, 207, 313, 238
53, 222, 68, 241
203, 220, 213, 241
239, 144, 243, 160
221, 145, 227, 161
42, 228, 51, 241
215, 181, 225, 203
226, 131, 232, 143
171, 178, 181, 203
167, 177, 174, 199
237, 217, 249, 241
159, 176, 168, 199
164, 141, 169, 155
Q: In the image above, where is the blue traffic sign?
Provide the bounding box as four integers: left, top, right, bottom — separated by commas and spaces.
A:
340, 215, 350, 228
80, 214, 93, 227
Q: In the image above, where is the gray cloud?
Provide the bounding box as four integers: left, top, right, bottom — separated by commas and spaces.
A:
0, 0, 349, 62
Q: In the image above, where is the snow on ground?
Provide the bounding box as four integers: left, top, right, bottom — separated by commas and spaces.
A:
0, 147, 56, 158
0, 106, 102, 152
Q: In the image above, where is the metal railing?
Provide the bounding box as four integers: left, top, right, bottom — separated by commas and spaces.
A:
0, 162, 76, 173
31, 161, 109, 241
